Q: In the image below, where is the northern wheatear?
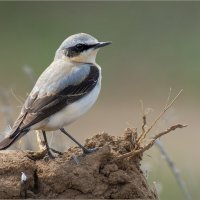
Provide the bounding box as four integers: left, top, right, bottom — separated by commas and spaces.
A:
0, 33, 111, 156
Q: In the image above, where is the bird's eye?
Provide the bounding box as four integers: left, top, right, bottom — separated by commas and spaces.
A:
75, 44, 84, 50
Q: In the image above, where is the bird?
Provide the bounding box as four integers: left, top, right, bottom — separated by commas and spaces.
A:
0, 33, 111, 157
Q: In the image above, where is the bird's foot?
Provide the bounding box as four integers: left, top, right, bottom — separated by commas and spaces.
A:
43, 150, 55, 161
43, 148, 63, 161
70, 148, 98, 165
82, 147, 98, 155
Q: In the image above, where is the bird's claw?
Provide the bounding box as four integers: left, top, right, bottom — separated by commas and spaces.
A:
83, 147, 98, 155
71, 148, 98, 164
43, 148, 63, 161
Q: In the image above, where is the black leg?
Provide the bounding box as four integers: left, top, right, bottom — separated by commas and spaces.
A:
42, 131, 54, 158
60, 128, 97, 154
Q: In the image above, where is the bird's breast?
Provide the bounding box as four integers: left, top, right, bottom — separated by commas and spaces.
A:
42, 77, 101, 131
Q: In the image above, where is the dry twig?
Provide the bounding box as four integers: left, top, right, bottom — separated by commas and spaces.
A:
113, 89, 186, 160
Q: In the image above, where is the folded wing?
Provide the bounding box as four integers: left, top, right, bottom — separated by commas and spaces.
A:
10, 64, 99, 138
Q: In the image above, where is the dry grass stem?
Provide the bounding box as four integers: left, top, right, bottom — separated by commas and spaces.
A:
155, 140, 192, 200
23, 65, 36, 85
142, 115, 147, 134
10, 88, 24, 105
164, 87, 172, 109
137, 89, 183, 144
139, 100, 147, 134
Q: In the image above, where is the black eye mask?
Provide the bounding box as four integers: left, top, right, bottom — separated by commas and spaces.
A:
64, 43, 97, 57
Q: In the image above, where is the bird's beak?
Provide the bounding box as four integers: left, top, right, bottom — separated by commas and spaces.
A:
94, 41, 112, 49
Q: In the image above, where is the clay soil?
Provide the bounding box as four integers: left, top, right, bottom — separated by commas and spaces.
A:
0, 132, 157, 199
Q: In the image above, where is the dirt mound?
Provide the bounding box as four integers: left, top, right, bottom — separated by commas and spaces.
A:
0, 132, 157, 199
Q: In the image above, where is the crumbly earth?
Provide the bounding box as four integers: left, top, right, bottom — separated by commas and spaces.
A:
0, 132, 157, 199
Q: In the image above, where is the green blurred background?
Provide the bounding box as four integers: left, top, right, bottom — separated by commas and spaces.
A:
0, 2, 199, 199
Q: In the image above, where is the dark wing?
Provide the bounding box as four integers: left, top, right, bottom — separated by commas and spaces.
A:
10, 65, 99, 138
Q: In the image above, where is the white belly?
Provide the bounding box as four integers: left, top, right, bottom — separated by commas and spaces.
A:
31, 79, 101, 131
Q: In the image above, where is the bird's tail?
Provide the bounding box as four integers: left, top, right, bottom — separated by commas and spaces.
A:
0, 129, 29, 150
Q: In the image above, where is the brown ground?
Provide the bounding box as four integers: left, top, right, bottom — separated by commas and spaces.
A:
0, 132, 157, 199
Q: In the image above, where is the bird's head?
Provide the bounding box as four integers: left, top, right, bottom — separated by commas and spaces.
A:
55, 33, 111, 63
